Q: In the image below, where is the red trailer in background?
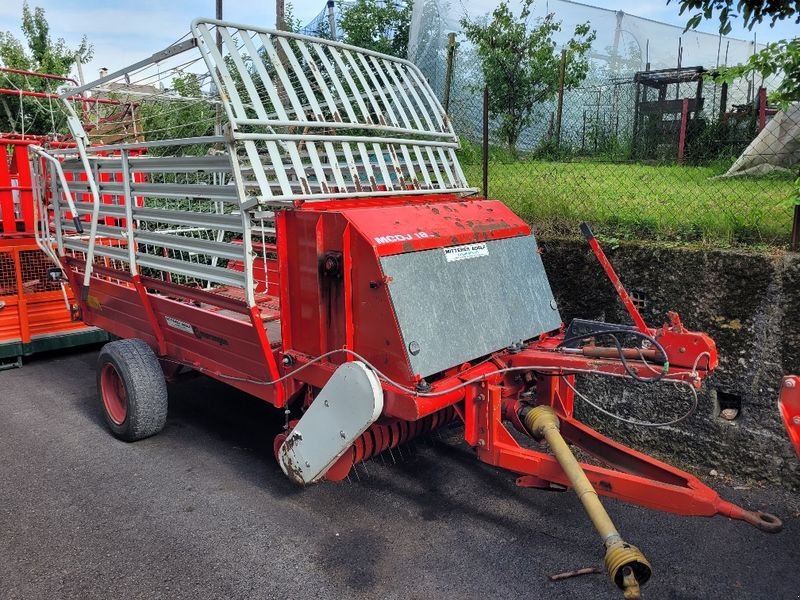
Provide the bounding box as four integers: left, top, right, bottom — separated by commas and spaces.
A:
0, 70, 108, 369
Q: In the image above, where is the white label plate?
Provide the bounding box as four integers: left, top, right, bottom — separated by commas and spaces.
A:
443, 242, 489, 262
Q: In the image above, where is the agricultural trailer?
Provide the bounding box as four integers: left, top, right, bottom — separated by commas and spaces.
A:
30, 20, 782, 598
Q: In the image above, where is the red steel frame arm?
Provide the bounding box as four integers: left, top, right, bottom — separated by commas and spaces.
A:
471, 382, 781, 532
580, 222, 649, 334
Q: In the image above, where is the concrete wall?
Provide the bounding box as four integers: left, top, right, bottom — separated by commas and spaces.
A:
538, 237, 800, 491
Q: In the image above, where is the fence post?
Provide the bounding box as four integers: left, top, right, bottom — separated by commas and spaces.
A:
443, 33, 457, 114
482, 85, 489, 199
757, 86, 767, 132
792, 205, 800, 252
677, 98, 689, 165
719, 81, 728, 117
554, 48, 567, 147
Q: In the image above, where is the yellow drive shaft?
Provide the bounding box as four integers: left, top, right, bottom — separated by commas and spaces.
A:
523, 405, 652, 598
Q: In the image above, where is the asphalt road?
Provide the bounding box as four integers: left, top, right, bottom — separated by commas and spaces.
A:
1, 346, 798, 600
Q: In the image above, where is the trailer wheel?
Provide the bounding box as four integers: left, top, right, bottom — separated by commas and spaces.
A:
97, 339, 168, 442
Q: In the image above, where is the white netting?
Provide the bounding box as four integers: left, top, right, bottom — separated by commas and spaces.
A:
409, 0, 784, 153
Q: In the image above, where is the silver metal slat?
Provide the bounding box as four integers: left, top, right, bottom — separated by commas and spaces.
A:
367, 55, 412, 131
266, 141, 293, 196
372, 143, 393, 191
277, 37, 324, 121
195, 23, 247, 122
341, 143, 363, 192
294, 39, 342, 123
399, 145, 418, 188
258, 32, 307, 122
133, 206, 243, 232
412, 145, 433, 188
63, 201, 126, 217
355, 52, 399, 128
323, 142, 348, 192
239, 30, 290, 122
284, 142, 312, 195
386, 146, 406, 188
73, 181, 240, 202
243, 140, 273, 199
425, 146, 446, 188
403, 62, 448, 133
218, 27, 270, 121
357, 143, 377, 189
83, 155, 233, 173
311, 43, 358, 124
326, 45, 371, 125
437, 146, 457, 188
380, 59, 424, 131
136, 252, 246, 288
134, 230, 246, 261
386, 59, 435, 132
449, 147, 470, 188
342, 49, 383, 126
63, 238, 128, 262
305, 142, 329, 193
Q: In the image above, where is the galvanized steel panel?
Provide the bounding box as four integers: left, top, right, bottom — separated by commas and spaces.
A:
380, 235, 562, 378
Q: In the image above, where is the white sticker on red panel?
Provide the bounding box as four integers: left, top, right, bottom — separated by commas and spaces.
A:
443, 242, 489, 262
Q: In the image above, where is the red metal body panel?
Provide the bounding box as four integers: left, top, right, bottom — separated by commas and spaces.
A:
337, 198, 529, 256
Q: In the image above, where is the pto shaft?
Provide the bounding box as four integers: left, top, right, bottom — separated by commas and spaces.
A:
522, 405, 652, 597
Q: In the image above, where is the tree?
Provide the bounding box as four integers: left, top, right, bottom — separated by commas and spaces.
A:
0, 2, 92, 134
137, 73, 216, 146
339, 0, 412, 58
461, 0, 595, 152
669, 0, 799, 106
668, 0, 798, 33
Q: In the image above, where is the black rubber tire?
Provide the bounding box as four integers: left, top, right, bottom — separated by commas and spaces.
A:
96, 338, 168, 442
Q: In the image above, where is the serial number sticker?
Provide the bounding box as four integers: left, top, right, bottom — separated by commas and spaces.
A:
444, 242, 489, 262
165, 316, 194, 334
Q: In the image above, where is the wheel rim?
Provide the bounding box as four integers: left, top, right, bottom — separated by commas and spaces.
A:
100, 362, 128, 425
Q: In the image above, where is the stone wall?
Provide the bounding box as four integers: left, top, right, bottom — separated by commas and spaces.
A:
538, 238, 800, 490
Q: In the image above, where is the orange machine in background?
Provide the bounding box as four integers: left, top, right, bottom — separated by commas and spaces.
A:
0, 135, 107, 369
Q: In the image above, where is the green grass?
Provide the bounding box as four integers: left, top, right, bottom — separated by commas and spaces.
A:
462, 160, 797, 247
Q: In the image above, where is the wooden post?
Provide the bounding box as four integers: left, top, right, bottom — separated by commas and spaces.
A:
677, 98, 689, 165
443, 33, 457, 114
791, 204, 800, 252
719, 81, 728, 117
758, 86, 767, 132
276, 0, 285, 29
482, 85, 489, 199
554, 49, 567, 147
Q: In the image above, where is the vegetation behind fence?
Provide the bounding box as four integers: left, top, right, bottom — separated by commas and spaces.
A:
416, 13, 799, 249
443, 65, 799, 248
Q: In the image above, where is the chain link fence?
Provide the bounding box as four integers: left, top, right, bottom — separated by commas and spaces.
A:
410, 1, 799, 249
446, 70, 798, 247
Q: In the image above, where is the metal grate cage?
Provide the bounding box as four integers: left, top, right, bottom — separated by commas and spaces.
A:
0, 251, 17, 296
31, 18, 475, 306
19, 250, 60, 295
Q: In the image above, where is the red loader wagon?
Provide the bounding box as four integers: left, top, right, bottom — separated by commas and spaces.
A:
30, 19, 782, 598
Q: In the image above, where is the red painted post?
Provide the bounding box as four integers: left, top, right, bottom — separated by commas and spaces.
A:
758, 87, 767, 132
12, 144, 35, 234
677, 98, 689, 165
